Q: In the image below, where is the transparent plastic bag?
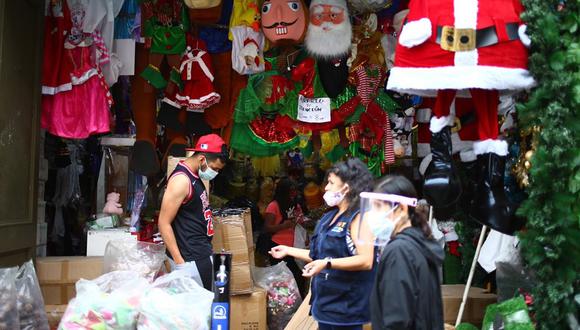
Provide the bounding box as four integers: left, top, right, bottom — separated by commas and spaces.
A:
253, 262, 302, 330
58, 271, 150, 330
104, 239, 166, 282
137, 272, 214, 330
16, 260, 49, 330
0, 266, 19, 330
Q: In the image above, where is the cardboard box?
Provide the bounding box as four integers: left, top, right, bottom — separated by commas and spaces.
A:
86, 228, 136, 256
230, 263, 253, 294
442, 285, 497, 326
213, 211, 255, 294
231, 288, 267, 330
45, 305, 67, 330
36, 257, 104, 305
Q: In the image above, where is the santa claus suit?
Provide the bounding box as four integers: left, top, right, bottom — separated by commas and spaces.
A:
388, 0, 534, 233
388, 0, 533, 154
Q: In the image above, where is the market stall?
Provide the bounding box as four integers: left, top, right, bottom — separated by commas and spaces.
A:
1, 0, 577, 329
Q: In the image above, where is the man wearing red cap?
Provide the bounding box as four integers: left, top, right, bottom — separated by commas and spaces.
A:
158, 134, 229, 290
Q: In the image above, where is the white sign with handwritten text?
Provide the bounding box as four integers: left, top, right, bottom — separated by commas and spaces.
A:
297, 95, 331, 123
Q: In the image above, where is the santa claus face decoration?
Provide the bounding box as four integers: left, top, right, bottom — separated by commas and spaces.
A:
261, 0, 307, 44
305, 0, 352, 58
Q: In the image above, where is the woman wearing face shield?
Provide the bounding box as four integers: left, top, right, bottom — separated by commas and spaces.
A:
269, 158, 376, 330
367, 175, 444, 330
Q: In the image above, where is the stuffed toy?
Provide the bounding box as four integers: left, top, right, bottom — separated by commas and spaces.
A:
103, 192, 123, 215
388, 0, 534, 234
229, 0, 261, 39
304, 0, 352, 98
231, 26, 265, 74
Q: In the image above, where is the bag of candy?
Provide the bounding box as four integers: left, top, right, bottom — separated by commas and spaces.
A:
16, 260, 49, 330
253, 262, 302, 330
0, 266, 19, 330
58, 271, 149, 330
138, 272, 214, 330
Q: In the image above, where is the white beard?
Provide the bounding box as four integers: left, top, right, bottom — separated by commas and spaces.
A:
305, 19, 352, 58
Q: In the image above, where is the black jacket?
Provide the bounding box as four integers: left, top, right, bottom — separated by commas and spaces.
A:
370, 227, 445, 330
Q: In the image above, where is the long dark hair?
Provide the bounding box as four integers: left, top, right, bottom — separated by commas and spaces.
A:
273, 178, 295, 220
373, 175, 432, 239
327, 158, 375, 214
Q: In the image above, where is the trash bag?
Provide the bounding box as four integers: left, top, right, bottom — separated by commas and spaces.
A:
253, 262, 302, 330
104, 239, 166, 282
0, 266, 19, 330
16, 260, 49, 330
138, 272, 214, 330
58, 271, 149, 330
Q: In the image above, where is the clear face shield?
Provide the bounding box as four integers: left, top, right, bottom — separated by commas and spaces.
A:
358, 192, 418, 248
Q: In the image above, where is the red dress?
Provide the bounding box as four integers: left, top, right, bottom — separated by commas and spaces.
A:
41, 39, 112, 139
175, 48, 221, 112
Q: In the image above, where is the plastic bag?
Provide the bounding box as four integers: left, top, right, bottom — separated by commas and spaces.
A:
16, 260, 49, 330
0, 266, 19, 330
253, 262, 302, 330
138, 272, 214, 330
104, 239, 166, 282
58, 271, 150, 330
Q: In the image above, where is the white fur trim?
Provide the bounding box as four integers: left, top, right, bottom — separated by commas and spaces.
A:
460, 149, 477, 162
430, 115, 454, 133
387, 66, 535, 96
399, 18, 432, 48
518, 24, 531, 47
473, 139, 508, 156
416, 108, 432, 123
417, 143, 431, 158
454, 0, 477, 29
455, 50, 478, 66
419, 153, 432, 176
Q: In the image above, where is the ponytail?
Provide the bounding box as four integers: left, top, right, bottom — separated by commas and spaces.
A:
409, 204, 432, 239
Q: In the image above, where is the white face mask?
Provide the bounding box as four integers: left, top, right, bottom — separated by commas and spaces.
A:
199, 159, 219, 181
323, 185, 347, 207
366, 205, 402, 245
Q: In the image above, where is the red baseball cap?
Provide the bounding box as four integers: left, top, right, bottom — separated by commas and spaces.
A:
189, 134, 226, 154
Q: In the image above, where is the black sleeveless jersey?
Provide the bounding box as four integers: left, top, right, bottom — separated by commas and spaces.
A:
169, 161, 214, 261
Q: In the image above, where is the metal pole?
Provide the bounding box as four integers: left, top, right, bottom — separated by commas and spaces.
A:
455, 225, 488, 327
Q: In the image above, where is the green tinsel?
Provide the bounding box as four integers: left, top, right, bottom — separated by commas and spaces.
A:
517, 0, 580, 329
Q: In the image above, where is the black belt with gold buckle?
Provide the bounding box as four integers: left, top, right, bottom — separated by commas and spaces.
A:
435, 23, 520, 52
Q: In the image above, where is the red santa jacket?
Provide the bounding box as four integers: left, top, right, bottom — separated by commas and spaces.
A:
387, 0, 535, 96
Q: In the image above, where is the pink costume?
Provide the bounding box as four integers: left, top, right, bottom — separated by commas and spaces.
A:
41, 39, 112, 139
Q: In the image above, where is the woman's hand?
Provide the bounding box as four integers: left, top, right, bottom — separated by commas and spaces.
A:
302, 259, 326, 278
269, 245, 289, 259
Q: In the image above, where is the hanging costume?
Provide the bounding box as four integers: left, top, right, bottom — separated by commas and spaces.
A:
41, 1, 112, 139
175, 44, 221, 111
387, 0, 534, 234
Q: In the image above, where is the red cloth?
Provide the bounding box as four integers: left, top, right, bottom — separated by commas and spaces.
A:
266, 201, 294, 246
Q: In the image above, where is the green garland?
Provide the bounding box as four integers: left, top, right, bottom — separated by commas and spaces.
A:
517, 0, 580, 328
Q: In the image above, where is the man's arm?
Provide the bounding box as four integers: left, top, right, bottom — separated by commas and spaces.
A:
158, 174, 190, 264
